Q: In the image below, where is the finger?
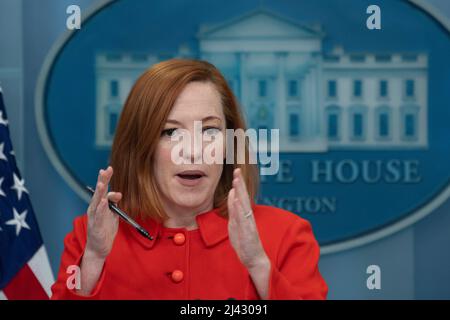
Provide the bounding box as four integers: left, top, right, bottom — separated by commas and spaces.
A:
232, 171, 251, 212
239, 170, 250, 202
235, 168, 250, 198
99, 166, 114, 198
107, 191, 122, 204
227, 188, 239, 244
227, 188, 235, 216
100, 198, 117, 225
233, 185, 256, 227
233, 194, 248, 226
100, 198, 109, 213
100, 197, 118, 220
93, 168, 105, 198
94, 197, 109, 223
89, 166, 112, 215
227, 188, 238, 221
88, 180, 106, 216
230, 184, 246, 226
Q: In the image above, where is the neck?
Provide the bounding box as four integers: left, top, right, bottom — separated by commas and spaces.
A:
161, 199, 214, 230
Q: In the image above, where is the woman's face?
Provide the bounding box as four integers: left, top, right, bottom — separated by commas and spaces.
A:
153, 81, 226, 214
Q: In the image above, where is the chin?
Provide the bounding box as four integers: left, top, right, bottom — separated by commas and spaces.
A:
173, 197, 208, 209
170, 189, 210, 208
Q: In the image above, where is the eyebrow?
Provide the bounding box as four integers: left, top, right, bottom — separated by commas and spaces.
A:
166, 116, 222, 125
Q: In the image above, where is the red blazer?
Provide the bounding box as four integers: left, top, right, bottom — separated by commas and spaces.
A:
51, 204, 328, 300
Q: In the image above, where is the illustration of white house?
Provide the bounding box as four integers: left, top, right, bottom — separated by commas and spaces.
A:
95, 9, 428, 152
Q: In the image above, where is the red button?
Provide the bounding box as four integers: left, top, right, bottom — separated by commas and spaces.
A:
171, 270, 184, 283
173, 233, 186, 245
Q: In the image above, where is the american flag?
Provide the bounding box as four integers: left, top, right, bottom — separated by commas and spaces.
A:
0, 86, 54, 299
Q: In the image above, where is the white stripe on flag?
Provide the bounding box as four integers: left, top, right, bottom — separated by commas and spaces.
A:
0, 290, 7, 300
27, 245, 55, 297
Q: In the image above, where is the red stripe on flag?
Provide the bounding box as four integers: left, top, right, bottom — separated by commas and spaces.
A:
3, 264, 49, 300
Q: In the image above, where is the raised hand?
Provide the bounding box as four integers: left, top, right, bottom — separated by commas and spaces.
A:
227, 168, 270, 268
78, 166, 122, 295
85, 166, 122, 259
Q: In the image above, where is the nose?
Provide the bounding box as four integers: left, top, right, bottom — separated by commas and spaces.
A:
180, 125, 203, 164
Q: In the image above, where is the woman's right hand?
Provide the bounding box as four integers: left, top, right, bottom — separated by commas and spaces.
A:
85, 166, 122, 260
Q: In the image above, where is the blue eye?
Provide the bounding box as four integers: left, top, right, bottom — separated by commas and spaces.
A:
203, 127, 221, 135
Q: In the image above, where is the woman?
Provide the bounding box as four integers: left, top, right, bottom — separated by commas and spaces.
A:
51, 59, 328, 300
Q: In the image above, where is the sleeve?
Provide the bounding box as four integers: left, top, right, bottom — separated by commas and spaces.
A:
246, 217, 328, 300
50, 215, 108, 300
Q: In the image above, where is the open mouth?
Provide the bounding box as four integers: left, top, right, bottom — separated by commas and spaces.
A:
176, 174, 203, 180
175, 170, 206, 186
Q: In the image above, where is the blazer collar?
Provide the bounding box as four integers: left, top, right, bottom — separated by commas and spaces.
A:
196, 207, 229, 247
128, 207, 228, 249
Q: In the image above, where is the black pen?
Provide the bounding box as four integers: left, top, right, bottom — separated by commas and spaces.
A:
86, 186, 154, 241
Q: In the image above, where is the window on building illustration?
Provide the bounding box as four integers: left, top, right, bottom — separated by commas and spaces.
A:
323, 54, 340, 62
131, 54, 148, 62
289, 114, 299, 137
105, 53, 121, 62
354, 114, 363, 137
258, 106, 268, 120
401, 105, 419, 140
375, 106, 391, 139
405, 79, 415, 98
327, 80, 337, 98
402, 54, 418, 62
328, 113, 339, 139
353, 113, 364, 138
349, 54, 365, 62
109, 112, 118, 137
375, 54, 391, 62
379, 80, 388, 98
110, 80, 119, 98
258, 80, 267, 97
379, 113, 389, 137
404, 113, 416, 138
326, 105, 340, 140
288, 80, 298, 97
353, 80, 362, 98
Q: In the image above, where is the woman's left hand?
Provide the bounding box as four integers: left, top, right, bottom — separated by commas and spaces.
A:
227, 168, 270, 274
